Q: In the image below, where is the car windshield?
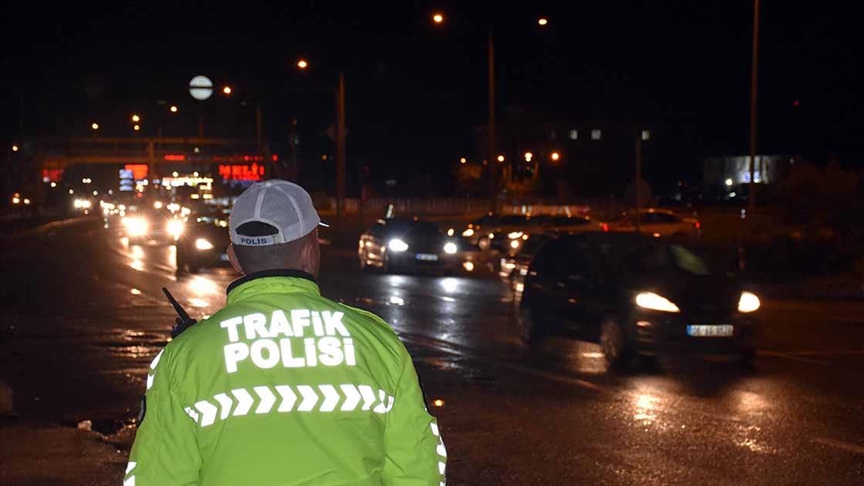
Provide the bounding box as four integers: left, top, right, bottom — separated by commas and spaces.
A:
626, 242, 713, 276
385, 220, 441, 238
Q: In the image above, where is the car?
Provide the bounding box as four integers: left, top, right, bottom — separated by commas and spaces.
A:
514, 233, 758, 368
460, 212, 500, 247
175, 207, 232, 274
536, 214, 602, 234
359, 218, 462, 274
119, 206, 176, 244
499, 232, 554, 284
606, 208, 701, 238
483, 214, 549, 252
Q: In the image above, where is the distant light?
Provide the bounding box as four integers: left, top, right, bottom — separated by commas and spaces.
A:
272, 154, 279, 162
463, 261, 475, 272
91, 123, 99, 130
497, 155, 505, 162
729, 192, 737, 198
131, 114, 140, 122
322, 155, 328, 161
538, 18, 548, 26
222, 86, 232, 95
12, 144, 19, 152
50, 182, 57, 188
130, 288, 142, 296
169, 105, 178, 113
524, 151, 533, 161
432, 13, 444, 24
460, 157, 467, 164
23, 198, 30, 205
189, 75, 214, 101
93, 190, 98, 196
12, 197, 20, 204
173, 171, 179, 177
297, 59, 308, 69
69, 189, 74, 194
133, 124, 140, 131
725, 178, 734, 186
550, 151, 561, 161
432, 399, 445, 407
193, 171, 199, 177
641, 130, 651, 141
793, 100, 800, 107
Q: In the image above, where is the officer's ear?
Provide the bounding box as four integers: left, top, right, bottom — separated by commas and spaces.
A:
227, 244, 245, 275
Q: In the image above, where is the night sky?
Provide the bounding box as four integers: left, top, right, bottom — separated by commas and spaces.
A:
2, 1, 860, 193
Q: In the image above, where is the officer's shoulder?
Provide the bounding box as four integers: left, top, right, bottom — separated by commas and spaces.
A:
335, 302, 398, 336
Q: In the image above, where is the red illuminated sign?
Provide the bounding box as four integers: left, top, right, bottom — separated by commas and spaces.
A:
164, 154, 186, 161
42, 169, 65, 183
125, 164, 149, 180
219, 163, 265, 181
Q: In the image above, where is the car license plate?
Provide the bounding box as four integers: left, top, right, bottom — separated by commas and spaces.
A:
415, 253, 439, 261
219, 253, 230, 262
687, 325, 734, 337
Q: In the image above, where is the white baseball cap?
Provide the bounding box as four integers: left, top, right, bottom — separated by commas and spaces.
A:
229, 180, 327, 246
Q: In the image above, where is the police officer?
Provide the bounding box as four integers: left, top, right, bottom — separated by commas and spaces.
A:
126, 180, 446, 485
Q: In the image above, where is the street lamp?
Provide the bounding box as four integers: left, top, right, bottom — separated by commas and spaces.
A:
460, 157, 467, 164
11, 144, 18, 152
132, 114, 141, 123
524, 151, 533, 162
432, 13, 444, 24
91, 122, 99, 130
222, 86, 232, 95
538, 18, 549, 26
497, 155, 505, 163
133, 124, 141, 131
297, 59, 308, 69
550, 151, 560, 161
170, 105, 178, 113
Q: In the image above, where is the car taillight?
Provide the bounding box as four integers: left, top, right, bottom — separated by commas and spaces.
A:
601, 223, 609, 232
694, 221, 701, 230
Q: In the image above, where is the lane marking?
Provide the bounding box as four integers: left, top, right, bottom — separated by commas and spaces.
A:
813, 438, 864, 455
757, 351, 829, 365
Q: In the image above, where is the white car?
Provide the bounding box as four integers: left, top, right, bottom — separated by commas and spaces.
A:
606, 208, 701, 238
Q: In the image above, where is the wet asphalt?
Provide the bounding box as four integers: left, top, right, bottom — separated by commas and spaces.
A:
1, 218, 862, 485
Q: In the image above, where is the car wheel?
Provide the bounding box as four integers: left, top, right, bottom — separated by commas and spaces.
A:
517, 304, 546, 345
600, 317, 629, 368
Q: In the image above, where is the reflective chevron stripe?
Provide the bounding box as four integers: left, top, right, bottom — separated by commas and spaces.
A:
431, 421, 447, 485
123, 461, 137, 486
187, 384, 395, 427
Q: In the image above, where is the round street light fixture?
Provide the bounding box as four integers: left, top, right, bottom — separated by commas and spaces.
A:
222, 86, 232, 95
538, 18, 549, 26
133, 124, 141, 131
497, 155, 505, 163
12, 144, 19, 152
432, 13, 444, 24
297, 59, 308, 69
91, 123, 99, 130
460, 157, 467, 164
550, 151, 560, 161
131, 114, 140, 123
169, 105, 178, 113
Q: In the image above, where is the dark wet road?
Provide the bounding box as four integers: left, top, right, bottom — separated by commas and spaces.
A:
1, 218, 862, 485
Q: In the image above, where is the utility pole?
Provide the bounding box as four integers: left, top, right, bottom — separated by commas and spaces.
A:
747, 0, 760, 219
336, 72, 346, 228
487, 30, 498, 214
635, 135, 642, 233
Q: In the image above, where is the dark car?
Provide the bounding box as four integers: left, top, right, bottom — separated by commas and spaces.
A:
359, 218, 462, 273
499, 232, 554, 283
175, 207, 232, 274
515, 233, 759, 367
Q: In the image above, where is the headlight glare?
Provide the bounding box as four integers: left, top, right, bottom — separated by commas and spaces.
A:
738, 291, 761, 313
635, 292, 681, 313
166, 220, 184, 240
388, 239, 409, 252
125, 217, 149, 237
443, 242, 458, 254
195, 238, 215, 250
462, 228, 475, 237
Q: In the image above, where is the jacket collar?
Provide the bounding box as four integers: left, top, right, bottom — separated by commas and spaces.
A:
226, 269, 320, 304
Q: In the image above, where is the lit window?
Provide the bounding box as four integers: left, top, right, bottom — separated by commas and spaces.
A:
641, 130, 650, 141
569, 129, 578, 140
591, 129, 602, 140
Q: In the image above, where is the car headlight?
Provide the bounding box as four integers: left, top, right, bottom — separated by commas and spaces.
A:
738, 291, 761, 313
443, 242, 458, 254
508, 231, 524, 239
166, 220, 184, 240
462, 228, 475, 237
635, 292, 681, 313
125, 217, 149, 237
388, 239, 409, 252
195, 238, 215, 250
510, 239, 521, 249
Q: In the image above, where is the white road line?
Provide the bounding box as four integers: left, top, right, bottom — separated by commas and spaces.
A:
813, 438, 864, 455
757, 351, 829, 365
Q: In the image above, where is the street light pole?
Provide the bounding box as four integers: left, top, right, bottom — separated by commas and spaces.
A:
487, 29, 497, 213
336, 71, 346, 228
747, 0, 760, 218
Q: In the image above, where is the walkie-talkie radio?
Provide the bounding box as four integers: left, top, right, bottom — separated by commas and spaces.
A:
162, 287, 198, 338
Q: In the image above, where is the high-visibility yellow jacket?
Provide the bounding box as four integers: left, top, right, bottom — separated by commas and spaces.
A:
126, 270, 446, 485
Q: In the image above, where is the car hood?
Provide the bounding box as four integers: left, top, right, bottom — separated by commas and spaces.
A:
624, 273, 741, 313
